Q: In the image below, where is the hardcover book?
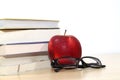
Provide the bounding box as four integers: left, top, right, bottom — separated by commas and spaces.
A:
0, 29, 60, 44
0, 18, 59, 29
0, 29, 60, 55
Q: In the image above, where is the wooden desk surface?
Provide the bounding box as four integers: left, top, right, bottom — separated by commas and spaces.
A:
0, 53, 120, 80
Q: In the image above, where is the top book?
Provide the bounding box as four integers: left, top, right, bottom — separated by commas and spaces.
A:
0, 18, 59, 29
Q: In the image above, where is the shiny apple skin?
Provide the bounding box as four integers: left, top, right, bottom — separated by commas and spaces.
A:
48, 35, 82, 65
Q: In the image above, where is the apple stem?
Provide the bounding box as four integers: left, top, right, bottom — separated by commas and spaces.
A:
64, 29, 67, 36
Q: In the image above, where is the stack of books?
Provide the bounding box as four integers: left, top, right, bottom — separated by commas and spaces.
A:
0, 18, 60, 75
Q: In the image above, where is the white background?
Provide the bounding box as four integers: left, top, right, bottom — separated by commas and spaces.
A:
0, 0, 120, 55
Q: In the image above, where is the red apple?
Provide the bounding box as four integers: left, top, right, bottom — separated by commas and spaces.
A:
48, 34, 82, 66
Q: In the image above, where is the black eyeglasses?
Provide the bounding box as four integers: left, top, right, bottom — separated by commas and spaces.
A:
78, 56, 106, 68
51, 56, 106, 72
